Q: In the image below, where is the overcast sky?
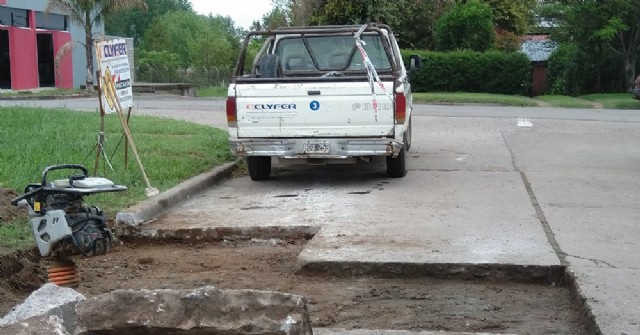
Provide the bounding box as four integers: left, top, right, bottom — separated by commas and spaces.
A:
190, 0, 274, 30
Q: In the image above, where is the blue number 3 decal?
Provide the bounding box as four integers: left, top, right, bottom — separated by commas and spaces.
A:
310, 100, 320, 111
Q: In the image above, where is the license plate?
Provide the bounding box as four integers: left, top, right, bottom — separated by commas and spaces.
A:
304, 141, 330, 154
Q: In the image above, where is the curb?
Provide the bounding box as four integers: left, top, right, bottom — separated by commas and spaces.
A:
0, 95, 96, 101
116, 161, 237, 226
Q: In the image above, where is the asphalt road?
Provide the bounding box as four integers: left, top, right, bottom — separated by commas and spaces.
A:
2, 96, 639, 334
3, 94, 640, 125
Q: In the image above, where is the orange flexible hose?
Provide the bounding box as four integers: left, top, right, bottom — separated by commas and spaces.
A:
48, 261, 80, 287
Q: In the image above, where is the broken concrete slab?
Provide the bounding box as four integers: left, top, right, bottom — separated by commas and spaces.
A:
0, 283, 85, 330
567, 267, 640, 335
315, 329, 514, 335
297, 171, 560, 274
0, 315, 70, 335
75, 286, 312, 335
2, 286, 313, 335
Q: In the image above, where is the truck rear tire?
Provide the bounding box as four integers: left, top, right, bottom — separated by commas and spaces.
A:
247, 156, 272, 181
386, 148, 407, 178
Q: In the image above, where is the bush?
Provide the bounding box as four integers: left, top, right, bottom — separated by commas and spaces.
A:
403, 50, 531, 95
494, 29, 521, 52
547, 43, 627, 95
434, 0, 495, 52
547, 43, 593, 96
136, 50, 181, 83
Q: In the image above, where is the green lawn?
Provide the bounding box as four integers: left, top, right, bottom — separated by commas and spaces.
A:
413, 92, 540, 107
0, 107, 233, 252
196, 86, 227, 97
412, 92, 640, 109
0, 219, 33, 251
535, 95, 595, 108
580, 93, 640, 109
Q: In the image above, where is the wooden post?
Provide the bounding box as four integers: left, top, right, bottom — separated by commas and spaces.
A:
93, 70, 105, 176
124, 107, 132, 169
113, 97, 155, 194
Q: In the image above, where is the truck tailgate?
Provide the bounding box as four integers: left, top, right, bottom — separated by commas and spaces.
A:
235, 82, 395, 138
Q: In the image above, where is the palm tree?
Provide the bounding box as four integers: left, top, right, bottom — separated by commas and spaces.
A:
46, 0, 147, 90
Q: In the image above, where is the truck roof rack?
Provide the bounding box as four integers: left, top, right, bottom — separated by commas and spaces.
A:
273, 23, 392, 32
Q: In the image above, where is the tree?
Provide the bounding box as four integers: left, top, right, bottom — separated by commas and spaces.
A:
261, 6, 290, 30
141, 12, 240, 84
142, 11, 206, 71
137, 50, 180, 82
46, 0, 147, 89
309, 0, 405, 28
434, 0, 495, 52
541, 0, 640, 91
188, 25, 234, 85
270, 0, 455, 49
287, 0, 321, 26
104, 0, 192, 43
396, 0, 454, 49
479, 0, 537, 35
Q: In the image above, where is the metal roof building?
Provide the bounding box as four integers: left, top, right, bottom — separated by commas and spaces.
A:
520, 35, 558, 96
520, 35, 558, 63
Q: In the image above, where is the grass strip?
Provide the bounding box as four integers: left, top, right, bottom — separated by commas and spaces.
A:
196, 86, 227, 97
413, 92, 539, 107
580, 93, 640, 109
0, 107, 232, 251
535, 95, 595, 109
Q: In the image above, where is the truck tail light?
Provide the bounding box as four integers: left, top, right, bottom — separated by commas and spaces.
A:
394, 92, 406, 124
226, 97, 237, 127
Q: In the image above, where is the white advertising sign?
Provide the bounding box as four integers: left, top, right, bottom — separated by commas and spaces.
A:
95, 39, 133, 114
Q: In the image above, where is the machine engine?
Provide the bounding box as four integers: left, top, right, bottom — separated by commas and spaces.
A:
12, 165, 127, 258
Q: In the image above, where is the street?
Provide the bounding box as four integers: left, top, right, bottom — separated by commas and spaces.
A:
2, 96, 639, 334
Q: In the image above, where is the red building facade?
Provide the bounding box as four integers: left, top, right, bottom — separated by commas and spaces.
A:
0, 4, 73, 90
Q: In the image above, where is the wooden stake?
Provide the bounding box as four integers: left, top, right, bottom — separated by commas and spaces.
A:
124, 106, 132, 169
109, 83, 157, 196
93, 70, 105, 176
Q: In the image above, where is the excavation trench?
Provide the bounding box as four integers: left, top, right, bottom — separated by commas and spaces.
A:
1, 227, 592, 334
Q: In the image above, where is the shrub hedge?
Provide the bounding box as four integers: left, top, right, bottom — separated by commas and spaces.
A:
402, 50, 532, 95
547, 43, 627, 95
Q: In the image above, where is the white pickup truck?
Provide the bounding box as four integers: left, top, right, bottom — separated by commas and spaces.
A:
227, 24, 420, 180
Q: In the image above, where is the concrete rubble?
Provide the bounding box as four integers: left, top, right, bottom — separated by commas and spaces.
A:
0, 285, 312, 335
0, 283, 85, 330
0, 315, 71, 335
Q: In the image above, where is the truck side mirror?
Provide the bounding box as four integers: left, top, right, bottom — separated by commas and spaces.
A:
409, 55, 421, 71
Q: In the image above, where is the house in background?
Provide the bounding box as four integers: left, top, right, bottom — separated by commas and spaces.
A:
0, 0, 104, 90
520, 34, 558, 96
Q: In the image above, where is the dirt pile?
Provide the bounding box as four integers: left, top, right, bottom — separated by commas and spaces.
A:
0, 189, 24, 223
0, 249, 46, 315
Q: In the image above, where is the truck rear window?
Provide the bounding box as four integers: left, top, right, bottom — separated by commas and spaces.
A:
275, 34, 392, 73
